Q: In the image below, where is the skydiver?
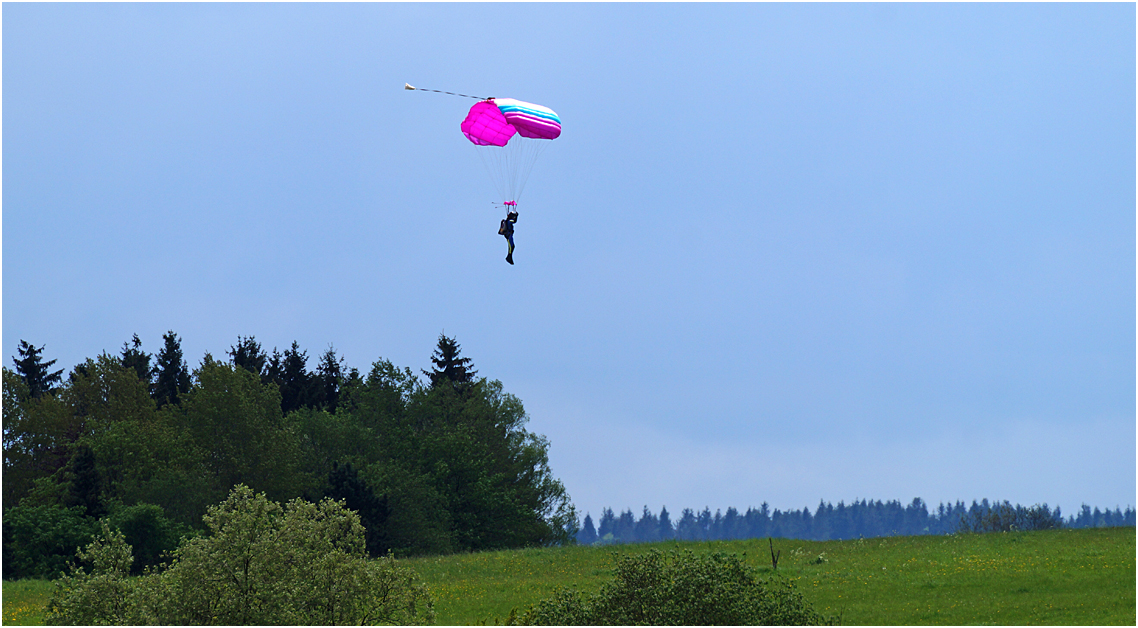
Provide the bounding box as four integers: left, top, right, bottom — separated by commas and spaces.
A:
499, 208, 518, 265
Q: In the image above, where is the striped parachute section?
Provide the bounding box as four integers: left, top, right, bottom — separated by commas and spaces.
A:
493, 98, 562, 140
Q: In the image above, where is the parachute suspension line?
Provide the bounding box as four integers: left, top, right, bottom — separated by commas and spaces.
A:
475, 146, 510, 203
514, 140, 549, 202
473, 139, 550, 205
404, 83, 486, 100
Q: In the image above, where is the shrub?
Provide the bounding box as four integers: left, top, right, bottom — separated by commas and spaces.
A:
511, 549, 831, 625
45, 521, 135, 625
46, 485, 435, 625
105, 502, 191, 574
3, 504, 100, 580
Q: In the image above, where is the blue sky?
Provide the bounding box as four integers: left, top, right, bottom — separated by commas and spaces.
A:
4, 3, 1134, 521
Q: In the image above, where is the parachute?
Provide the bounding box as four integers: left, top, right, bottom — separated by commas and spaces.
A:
460, 98, 561, 205
406, 84, 561, 206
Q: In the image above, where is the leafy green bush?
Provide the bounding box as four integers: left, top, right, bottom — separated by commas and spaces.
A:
105, 502, 192, 574
45, 521, 135, 625
46, 485, 435, 625
510, 549, 831, 625
2, 504, 99, 580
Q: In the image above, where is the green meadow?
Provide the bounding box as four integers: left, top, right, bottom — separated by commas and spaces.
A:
4, 527, 1133, 625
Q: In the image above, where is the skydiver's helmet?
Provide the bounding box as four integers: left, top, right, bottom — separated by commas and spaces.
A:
507, 210, 518, 222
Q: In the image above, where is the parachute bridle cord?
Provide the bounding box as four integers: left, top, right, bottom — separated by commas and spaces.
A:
404, 83, 486, 100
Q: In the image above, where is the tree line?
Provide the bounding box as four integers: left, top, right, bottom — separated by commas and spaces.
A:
577, 499, 1136, 546
3, 333, 577, 579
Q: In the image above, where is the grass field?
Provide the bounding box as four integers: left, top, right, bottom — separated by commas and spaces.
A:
4, 527, 1133, 625
1, 578, 52, 626
405, 527, 1135, 625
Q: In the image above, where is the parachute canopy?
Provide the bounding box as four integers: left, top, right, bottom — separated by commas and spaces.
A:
461, 98, 562, 145
459, 97, 561, 203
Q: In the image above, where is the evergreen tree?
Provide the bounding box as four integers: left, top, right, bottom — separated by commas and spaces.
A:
12, 340, 64, 399
658, 506, 674, 540
153, 331, 191, 408
228, 336, 267, 380
264, 347, 284, 387
697, 507, 713, 540
710, 509, 724, 540
813, 500, 834, 540
675, 508, 699, 541
119, 335, 153, 388
315, 345, 345, 412
905, 497, 929, 534
634, 506, 660, 543
614, 509, 636, 543
597, 508, 617, 541
578, 514, 598, 545
423, 333, 477, 392
278, 341, 313, 414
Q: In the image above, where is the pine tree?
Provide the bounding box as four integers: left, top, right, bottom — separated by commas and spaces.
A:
597, 508, 617, 541
153, 331, 191, 408
722, 507, 744, 540
614, 509, 636, 543
658, 506, 674, 540
12, 340, 64, 399
675, 508, 699, 541
228, 336, 267, 379
278, 341, 312, 414
634, 506, 660, 543
697, 507, 713, 540
578, 514, 598, 545
423, 333, 478, 391
119, 334, 154, 388
265, 348, 284, 387
315, 345, 345, 412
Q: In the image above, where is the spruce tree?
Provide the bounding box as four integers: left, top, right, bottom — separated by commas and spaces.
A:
423, 333, 477, 391
614, 509, 636, 543
315, 345, 345, 412
12, 340, 64, 398
597, 508, 617, 540
119, 334, 154, 388
278, 341, 312, 414
228, 336, 267, 380
578, 514, 598, 545
264, 348, 283, 387
153, 331, 191, 408
635, 506, 660, 543
658, 506, 674, 540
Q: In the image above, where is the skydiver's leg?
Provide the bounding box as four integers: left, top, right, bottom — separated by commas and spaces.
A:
506, 234, 515, 265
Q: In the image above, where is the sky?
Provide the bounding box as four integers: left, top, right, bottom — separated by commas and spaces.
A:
4, 3, 1135, 522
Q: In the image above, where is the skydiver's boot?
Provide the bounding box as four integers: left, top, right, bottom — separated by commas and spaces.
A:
506, 253, 514, 265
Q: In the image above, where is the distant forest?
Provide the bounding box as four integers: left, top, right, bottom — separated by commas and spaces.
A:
577, 500, 1136, 546
4, 333, 576, 580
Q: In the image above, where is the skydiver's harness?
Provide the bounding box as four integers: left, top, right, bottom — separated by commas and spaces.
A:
498, 202, 518, 236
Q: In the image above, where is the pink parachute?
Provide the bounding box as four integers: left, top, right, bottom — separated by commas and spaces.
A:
460, 98, 561, 203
